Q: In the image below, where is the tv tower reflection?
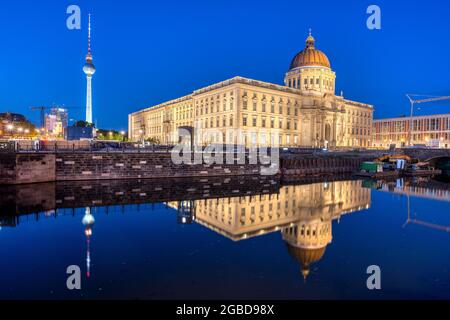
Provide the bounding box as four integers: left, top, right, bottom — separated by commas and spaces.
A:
82, 207, 95, 279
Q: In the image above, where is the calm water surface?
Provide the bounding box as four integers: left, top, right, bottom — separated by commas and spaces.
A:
0, 177, 449, 300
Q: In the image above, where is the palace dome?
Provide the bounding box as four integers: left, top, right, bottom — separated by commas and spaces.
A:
289, 32, 331, 70
286, 243, 327, 280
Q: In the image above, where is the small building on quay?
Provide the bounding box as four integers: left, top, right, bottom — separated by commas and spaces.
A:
129, 32, 374, 148
373, 114, 450, 149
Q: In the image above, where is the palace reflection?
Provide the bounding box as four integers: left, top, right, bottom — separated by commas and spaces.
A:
168, 180, 372, 278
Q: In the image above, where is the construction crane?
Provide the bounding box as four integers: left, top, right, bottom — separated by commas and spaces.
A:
403, 194, 450, 232
29, 105, 82, 129
29, 106, 47, 129
406, 94, 450, 146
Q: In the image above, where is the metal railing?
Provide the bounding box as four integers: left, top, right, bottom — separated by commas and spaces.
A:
0, 140, 175, 154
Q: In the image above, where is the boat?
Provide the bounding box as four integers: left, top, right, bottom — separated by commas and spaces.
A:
355, 170, 400, 179
402, 162, 442, 177
354, 161, 400, 179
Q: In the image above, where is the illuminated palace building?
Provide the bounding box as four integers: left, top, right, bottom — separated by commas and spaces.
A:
373, 114, 450, 148
129, 32, 374, 148
167, 180, 371, 279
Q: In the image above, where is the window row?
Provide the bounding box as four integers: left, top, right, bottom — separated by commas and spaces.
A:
242, 115, 298, 130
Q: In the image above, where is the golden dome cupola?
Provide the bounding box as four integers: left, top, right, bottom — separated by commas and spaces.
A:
289, 31, 331, 70
284, 30, 336, 95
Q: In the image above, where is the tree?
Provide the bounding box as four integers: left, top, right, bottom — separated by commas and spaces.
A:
74, 120, 94, 128
145, 137, 160, 145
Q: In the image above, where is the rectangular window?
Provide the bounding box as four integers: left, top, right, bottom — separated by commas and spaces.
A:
253, 117, 257, 127
243, 117, 247, 126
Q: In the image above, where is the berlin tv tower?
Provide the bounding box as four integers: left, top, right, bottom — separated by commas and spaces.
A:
83, 14, 96, 124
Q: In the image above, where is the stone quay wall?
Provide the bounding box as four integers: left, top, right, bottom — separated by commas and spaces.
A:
4, 148, 447, 185
280, 155, 371, 181
0, 153, 55, 185
0, 152, 265, 185
55, 152, 263, 182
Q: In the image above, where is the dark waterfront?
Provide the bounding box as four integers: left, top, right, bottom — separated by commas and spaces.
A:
1, 176, 450, 300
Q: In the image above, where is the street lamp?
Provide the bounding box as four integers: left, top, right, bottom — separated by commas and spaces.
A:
120, 131, 126, 142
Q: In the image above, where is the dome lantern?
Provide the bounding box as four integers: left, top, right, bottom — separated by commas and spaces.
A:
305, 28, 315, 49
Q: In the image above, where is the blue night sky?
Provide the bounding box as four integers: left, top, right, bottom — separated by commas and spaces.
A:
1, 0, 450, 130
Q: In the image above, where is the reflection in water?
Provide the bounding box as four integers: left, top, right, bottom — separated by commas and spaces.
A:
365, 178, 450, 232
82, 207, 95, 279
168, 180, 371, 279
1, 176, 450, 293
368, 178, 450, 203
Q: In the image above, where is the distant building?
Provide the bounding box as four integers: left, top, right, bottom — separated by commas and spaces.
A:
0, 113, 33, 138
65, 126, 94, 141
45, 108, 68, 137
373, 114, 450, 148
0, 112, 27, 123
